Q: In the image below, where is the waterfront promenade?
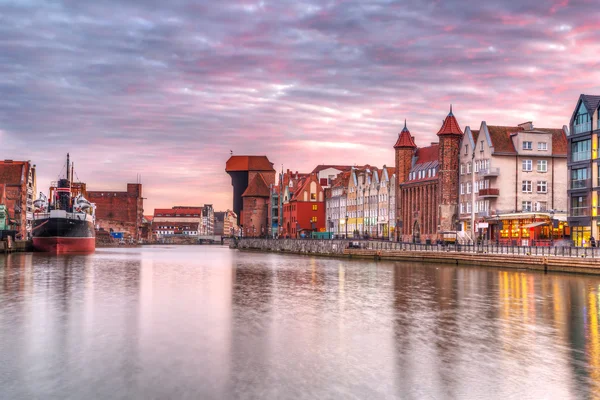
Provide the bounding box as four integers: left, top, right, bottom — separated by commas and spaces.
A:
235, 238, 600, 275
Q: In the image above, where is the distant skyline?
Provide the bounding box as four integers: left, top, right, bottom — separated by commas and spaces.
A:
1, 0, 599, 212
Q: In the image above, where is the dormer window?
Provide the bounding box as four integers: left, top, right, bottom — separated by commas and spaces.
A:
523, 141, 532, 150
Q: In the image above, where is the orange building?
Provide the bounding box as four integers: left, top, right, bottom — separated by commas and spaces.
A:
280, 171, 326, 238
0, 160, 36, 238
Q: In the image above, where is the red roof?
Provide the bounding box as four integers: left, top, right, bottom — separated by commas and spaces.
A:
415, 144, 439, 164
154, 207, 203, 217
0, 161, 28, 185
437, 107, 464, 136
226, 156, 274, 172
537, 128, 568, 156
394, 121, 417, 148
486, 125, 522, 153
242, 173, 271, 197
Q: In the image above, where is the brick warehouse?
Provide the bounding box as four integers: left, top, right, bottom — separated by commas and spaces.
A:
87, 183, 144, 240
395, 108, 463, 242
226, 155, 275, 237
0, 160, 36, 238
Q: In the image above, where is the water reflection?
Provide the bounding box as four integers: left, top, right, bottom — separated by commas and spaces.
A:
0, 247, 599, 399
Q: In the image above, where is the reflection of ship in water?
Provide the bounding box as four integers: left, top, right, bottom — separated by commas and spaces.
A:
32, 154, 96, 253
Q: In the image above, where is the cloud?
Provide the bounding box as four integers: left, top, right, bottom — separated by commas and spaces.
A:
1, 0, 599, 211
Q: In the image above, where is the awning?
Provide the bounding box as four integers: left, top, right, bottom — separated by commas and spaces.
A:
523, 221, 548, 229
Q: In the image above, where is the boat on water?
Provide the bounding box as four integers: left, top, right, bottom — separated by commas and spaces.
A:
32, 154, 96, 253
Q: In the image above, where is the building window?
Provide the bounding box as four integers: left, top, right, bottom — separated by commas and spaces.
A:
466, 202, 472, 213
571, 195, 588, 216
571, 139, 591, 162
522, 180, 532, 193
474, 161, 480, 173
523, 141, 533, 150
537, 160, 547, 172
465, 145, 469, 155
460, 203, 464, 214
480, 140, 484, 151
312, 204, 318, 211
535, 201, 547, 212
460, 164, 465, 175
522, 160, 532, 171
522, 201, 532, 212
311, 216, 317, 222
460, 183, 464, 195
537, 181, 547, 193
538, 142, 548, 151
467, 163, 472, 174
466, 182, 471, 194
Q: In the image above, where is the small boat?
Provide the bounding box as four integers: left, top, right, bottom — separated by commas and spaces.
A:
32, 154, 96, 253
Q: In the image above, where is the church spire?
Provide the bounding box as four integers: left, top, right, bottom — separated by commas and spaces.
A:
394, 120, 417, 148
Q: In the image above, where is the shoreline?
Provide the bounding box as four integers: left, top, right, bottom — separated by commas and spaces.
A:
234, 238, 600, 276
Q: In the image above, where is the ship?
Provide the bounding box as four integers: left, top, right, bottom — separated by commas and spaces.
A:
32, 154, 96, 253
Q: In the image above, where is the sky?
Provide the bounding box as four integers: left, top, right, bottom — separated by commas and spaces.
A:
1, 0, 599, 213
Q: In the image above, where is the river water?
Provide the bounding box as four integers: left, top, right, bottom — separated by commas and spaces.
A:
0, 246, 599, 399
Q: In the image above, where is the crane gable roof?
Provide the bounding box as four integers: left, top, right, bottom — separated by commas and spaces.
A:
226, 156, 274, 172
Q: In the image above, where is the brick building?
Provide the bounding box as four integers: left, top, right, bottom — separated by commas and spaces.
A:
280, 172, 326, 238
394, 108, 464, 242
0, 160, 36, 238
225, 156, 276, 232
87, 183, 144, 240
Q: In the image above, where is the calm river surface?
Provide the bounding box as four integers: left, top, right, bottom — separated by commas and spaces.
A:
1, 246, 599, 399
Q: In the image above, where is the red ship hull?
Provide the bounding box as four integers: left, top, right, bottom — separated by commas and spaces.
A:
33, 237, 95, 254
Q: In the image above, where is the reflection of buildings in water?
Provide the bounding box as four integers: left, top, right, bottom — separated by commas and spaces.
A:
1, 253, 34, 294
587, 290, 600, 398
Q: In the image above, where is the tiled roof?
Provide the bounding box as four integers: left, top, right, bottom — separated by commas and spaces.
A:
394, 121, 417, 148
486, 125, 523, 154
0, 161, 27, 185
386, 167, 397, 177
581, 94, 600, 115
154, 207, 203, 216
242, 173, 271, 197
226, 156, 274, 172
534, 128, 568, 156
437, 107, 463, 136
415, 144, 439, 164
311, 165, 353, 173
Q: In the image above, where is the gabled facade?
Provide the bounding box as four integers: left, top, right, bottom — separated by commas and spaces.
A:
458, 121, 568, 245
568, 94, 600, 245
0, 160, 36, 238
280, 172, 326, 238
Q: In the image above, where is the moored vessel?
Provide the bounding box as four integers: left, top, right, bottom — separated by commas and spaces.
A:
32, 154, 96, 253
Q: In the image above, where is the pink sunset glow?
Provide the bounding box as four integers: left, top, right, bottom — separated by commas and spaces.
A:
1, 0, 599, 211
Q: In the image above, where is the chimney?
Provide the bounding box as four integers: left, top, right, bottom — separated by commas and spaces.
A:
518, 121, 533, 130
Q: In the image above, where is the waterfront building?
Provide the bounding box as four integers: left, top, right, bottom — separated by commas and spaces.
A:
0, 160, 36, 238
394, 108, 463, 242
325, 170, 350, 237
458, 121, 568, 245
201, 204, 214, 235
224, 210, 238, 237
153, 207, 202, 239
346, 168, 359, 237
88, 183, 144, 240
568, 94, 600, 245
379, 166, 396, 239
268, 183, 280, 237
213, 211, 225, 236
225, 155, 276, 232
280, 171, 325, 237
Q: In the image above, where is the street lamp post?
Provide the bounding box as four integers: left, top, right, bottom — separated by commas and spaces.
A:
345, 215, 349, 238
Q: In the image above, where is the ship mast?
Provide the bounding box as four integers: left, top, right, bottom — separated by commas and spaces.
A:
66, 153, 70, 182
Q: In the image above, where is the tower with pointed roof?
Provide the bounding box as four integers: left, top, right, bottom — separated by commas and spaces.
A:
394, 120, 417, 240
437, 105, 464, 232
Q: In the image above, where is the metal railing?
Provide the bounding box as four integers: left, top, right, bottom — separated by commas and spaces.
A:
573, 121, 591, 134
477, 167, 500, 177
571, 151, 591, 162
571, 178, 590, 190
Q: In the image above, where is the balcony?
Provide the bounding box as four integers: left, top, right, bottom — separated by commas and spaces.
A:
574, 121, 591, 134
478, 188, 500, 198
570, 206, 589, 217
571, 151, 591, 162
477, 167, 500, 177
571, 178, 590, 190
